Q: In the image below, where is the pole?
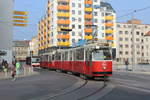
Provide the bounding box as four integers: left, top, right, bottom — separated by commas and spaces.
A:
131, 10, 136, 71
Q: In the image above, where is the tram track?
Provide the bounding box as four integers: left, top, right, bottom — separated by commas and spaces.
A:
29, 68, 88, 100
32, 68, 113, 100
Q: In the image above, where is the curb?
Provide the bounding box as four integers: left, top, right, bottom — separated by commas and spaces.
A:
0, 71, 39, 80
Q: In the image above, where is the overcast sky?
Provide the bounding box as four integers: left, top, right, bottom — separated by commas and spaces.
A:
13, 0, 150, 40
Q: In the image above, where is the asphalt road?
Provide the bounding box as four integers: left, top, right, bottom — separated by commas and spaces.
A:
0, 69, 78, 100
1, 69, 150, 100
100, 71, 150, 100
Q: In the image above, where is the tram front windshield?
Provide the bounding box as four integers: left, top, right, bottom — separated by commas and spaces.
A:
92, 48, 111, 60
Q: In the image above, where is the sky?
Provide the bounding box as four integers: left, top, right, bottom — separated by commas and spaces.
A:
13, 0, 150, 40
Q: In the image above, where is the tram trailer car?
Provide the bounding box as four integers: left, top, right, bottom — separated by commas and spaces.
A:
40, 43, 112, 78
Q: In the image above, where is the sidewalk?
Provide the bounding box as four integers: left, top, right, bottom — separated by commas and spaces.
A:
113, 64, 150, 75
0, 64, 39, 80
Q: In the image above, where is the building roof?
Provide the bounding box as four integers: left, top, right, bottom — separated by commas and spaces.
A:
13, 40, 30, 47
145, 31, 150, 36
100, 2, 116, 13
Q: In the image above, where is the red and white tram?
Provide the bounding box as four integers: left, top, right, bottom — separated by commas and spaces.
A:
40, 41, 112, 78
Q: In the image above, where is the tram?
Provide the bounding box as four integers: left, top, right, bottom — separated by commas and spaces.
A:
40, 40, 112, 78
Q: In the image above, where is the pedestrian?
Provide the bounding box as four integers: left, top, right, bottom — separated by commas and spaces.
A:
11, 66, 16, 81
2, 60, 8, 77
15, 61, 21, 76
125, 59, 129, 71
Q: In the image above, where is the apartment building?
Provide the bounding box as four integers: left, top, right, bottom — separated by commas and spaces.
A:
29, 36, 39, 56
12, 41, 30, 62
38, 0, 116, 54
116, 19, 150, 64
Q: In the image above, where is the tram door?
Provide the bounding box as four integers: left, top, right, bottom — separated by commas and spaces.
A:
69, 50, 73, 71
85, 50, 92, 74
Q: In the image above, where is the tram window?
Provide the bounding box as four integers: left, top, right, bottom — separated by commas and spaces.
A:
69, 51, 73, 61
93, 48, 111, 60
62, 53, 65, 61
65, 52, 68, 61
76, 48, 84, 60
55, 53, 61, 60
86, 50, 92, 61
52, 55, 55, 61
49, 55, 52, 61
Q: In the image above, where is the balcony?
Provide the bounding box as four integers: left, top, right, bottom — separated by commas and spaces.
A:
105, 36, 114, 40
85, 0, 92, 4
84, 35, 93, 39
57, 20, 70, 24
85, 8, 92, 12
57, 12, 70, 17
105, 23, 114, 27
57, 41, 70, 46
85, 21, 92, 25
84, 14, 92, 19
57, 34, 70, 39
84, 28, 92, 33
57, 5, 70, 10
105, 16, 114, 20
57, 0, 70, 2
105, 30, 114, 34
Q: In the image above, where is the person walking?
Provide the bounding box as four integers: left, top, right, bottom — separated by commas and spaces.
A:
125, 59, 129, 71
11, 66, 16, 81
15, 61, 21, 77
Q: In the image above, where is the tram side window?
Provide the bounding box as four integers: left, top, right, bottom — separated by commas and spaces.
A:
49, 55, 52, 62
62, 53, 65, 61
76, 49, 84, 61
65, 52, 68, 61
52, 55, 55, 61
55, 53, 61, 61
86, 50, 92, 61
69, 51, 73, 61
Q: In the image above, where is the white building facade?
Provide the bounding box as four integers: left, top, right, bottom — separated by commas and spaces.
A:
116, 19, 150, 64
0, 0, 13, 63
38, 0, 116, 54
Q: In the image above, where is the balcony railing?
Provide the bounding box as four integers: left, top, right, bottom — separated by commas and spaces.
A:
57, 12, 70, 17
84, 35, 93, 39
57, 20, 70, 24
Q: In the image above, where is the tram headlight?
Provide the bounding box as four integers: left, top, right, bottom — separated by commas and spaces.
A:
103, 66, 106, 70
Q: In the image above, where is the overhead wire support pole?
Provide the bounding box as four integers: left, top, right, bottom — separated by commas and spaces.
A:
131, 10, 137, 71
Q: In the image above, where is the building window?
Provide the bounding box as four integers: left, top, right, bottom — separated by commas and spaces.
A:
72, 3, 75, 7
119, 51, 123, 55
94, 19, 98, 23
78, 11, 81, 15
136, 31, 140, 35
136, 38, 140, 42
119, 45, 123, 48
125, 38, 128, 41
119, 38, 123, 41
125, 45, 129, 48
94, 12, 97, 16
125, 51, 129, 55
78, 18, 81, 22
72, 25, 75, 28
125, 31, 128, 34
78, 25, 81, 29
72, 10, 75, 14
119, 31, 123, 34
72, 31, 75, 36
78, 3, 81, 8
